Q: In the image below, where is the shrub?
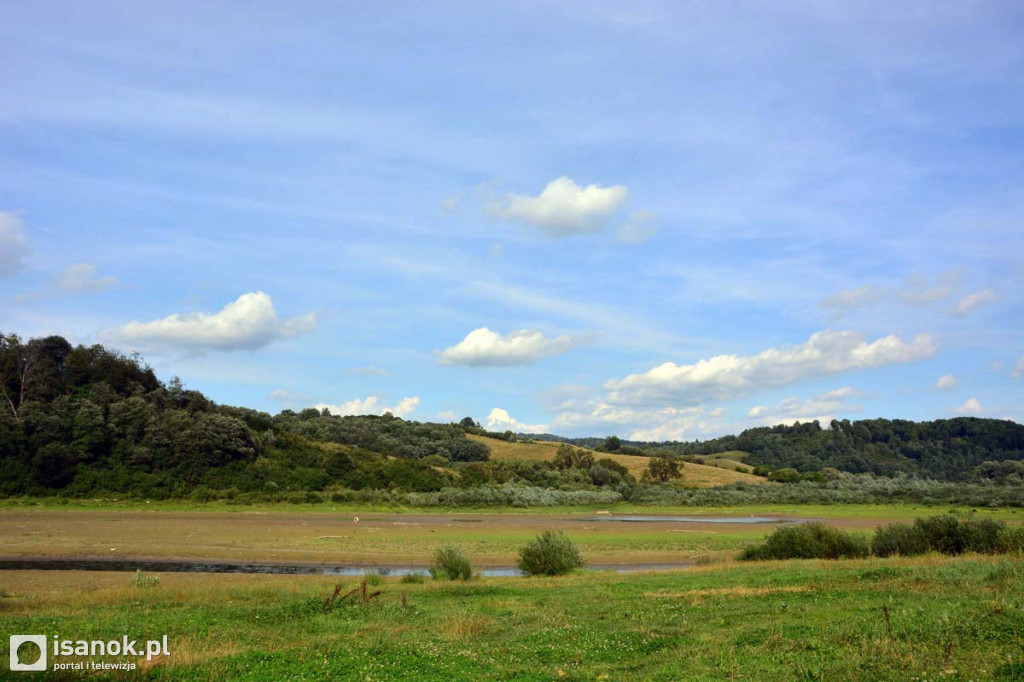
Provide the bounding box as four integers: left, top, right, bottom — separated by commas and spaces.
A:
913, 514, 1006, 555
518, 530, 584, 576
430, 545, 472, 581
740, 522, 869, 561
997, 525, 1024, 553
872, 523, 930, 557
768, 468, 801, 483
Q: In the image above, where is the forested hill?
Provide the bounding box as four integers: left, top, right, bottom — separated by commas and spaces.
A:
0, 332, 487, 498
551, 418, 1024, 481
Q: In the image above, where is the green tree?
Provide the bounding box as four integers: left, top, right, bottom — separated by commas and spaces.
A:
646, 455, 682, 483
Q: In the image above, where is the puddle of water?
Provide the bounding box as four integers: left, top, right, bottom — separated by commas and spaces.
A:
582, 515, 798, 524
0, 558, 693, 577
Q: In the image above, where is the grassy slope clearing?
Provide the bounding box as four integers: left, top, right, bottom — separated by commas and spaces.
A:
470, 434, 767, 487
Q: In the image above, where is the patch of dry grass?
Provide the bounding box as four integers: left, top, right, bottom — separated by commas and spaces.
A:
470, 435, 767, 487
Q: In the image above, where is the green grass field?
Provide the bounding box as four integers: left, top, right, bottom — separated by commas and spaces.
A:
2, 555, 1023, 680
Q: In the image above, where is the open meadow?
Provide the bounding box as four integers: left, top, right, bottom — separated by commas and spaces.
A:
2, 554, 1023, 680
2, 503, 1023, 679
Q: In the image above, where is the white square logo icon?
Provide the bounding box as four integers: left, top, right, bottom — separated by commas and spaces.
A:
9, 635, 47, 672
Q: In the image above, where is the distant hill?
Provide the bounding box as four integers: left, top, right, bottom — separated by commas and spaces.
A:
467, 434, 769, 488
541, 418, 1024, 481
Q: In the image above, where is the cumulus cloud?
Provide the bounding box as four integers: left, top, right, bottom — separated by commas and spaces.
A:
605, 329, 939, 405
0, 211, 29, 277
438, 327, 577, 366
546, 398, 724, 442
54, 263, 118, 293
954, 288, 996, 316
934, 374, 957, 390
316, 396, 420, 419
110, 291, 317, 352
491, 177, 628, 237
746, 387, 863, 426
485, 408, 549, 434
953, 397, 984, 415
616, 210, 658, 244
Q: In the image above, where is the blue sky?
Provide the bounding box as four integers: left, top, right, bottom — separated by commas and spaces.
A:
1, 1, 1022, 439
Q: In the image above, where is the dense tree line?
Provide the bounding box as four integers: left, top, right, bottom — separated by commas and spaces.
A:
549, 417, 1024, 481
0, 332, 486, 498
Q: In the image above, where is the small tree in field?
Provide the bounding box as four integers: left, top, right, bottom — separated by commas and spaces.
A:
553, 444, 595, 470
645, 455, 682, 483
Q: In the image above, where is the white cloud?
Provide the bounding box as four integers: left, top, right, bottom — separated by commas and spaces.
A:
821, 285, 885, 313
616, 210, 658, 245
746, 387, 862, 425
316, 395, 420, 419
54, 263, 118, 293
110, 291, 317, 352
1012, 357, 1024, 379
900, 271, 961, 305
954, 288, 995, 316
0, 211, 29, 277
821, 271, 961, 313
953, 397, 984, 415
934, 374, 957, 390
485, 408, 549, 434
436, 410, 460, 422
438, 327, 577, 366
440, 196, 459, 213
491, 176, 628, 237
605, 329, 939, 405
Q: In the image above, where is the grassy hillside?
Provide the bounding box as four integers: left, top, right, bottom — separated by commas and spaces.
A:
469, 435, 769, 488
698, 450, 753, 471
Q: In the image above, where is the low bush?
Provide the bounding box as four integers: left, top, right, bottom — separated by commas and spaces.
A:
429, 545, 472, 581
872, 522, 930, 557
997, 525, 1024, 553
740, 522, 869, 561
518, 530, 584, 576
913, 514, 1005, 555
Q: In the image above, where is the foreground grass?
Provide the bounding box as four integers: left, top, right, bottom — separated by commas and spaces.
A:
2, 556, 1023, 680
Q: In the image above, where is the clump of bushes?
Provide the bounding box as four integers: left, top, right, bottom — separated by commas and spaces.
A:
429, 545, 472, 581
740, 522, 869, 561
518, 530, 584, 576
742, 514, 1024, 562
873, 514, 1022, 557
871, 522, 929, 557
